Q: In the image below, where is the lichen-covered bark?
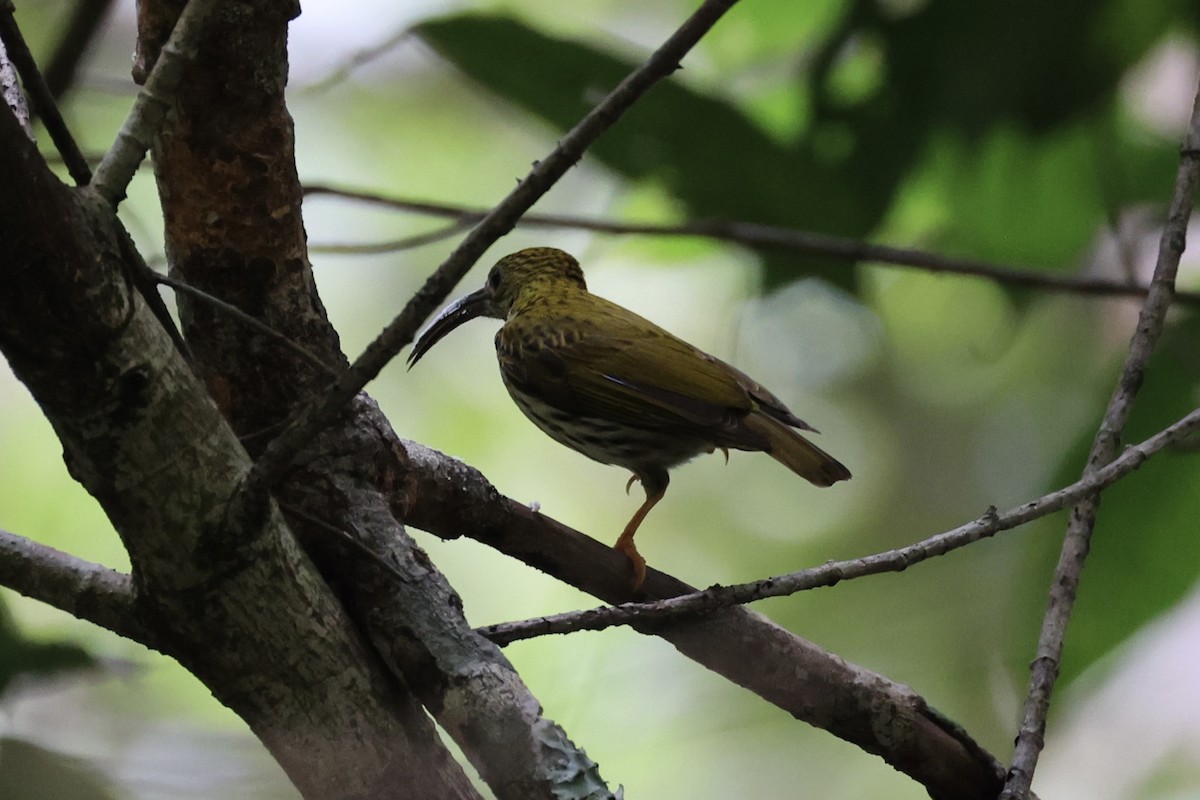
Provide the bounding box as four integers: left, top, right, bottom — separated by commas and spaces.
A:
286, 403, 613, 799
134, 1, 615, 798
0, 105, 478, 799
143, 0, 341, 441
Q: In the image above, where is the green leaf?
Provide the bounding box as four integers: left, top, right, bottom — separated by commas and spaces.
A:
838, 0, 1180, 135
415, 14, 870, 293
416, 5, 1193, 301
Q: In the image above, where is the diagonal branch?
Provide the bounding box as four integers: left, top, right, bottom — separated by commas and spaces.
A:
1000, 81, 1200, 800
141, 1, 735, 797
0, 0, 91, 184
247, 0, 743, 497
477, 407, 1200, 645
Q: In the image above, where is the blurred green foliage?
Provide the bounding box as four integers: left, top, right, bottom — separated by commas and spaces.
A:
415, 0, 1200, 696
0, 738, 116, 800
4, 0, 1200, 797
0, 600, 93, 697
417, 0, 1189, 290
0, 605, 107, 800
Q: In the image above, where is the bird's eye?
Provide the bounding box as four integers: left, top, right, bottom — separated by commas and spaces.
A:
487, 269, 501, 292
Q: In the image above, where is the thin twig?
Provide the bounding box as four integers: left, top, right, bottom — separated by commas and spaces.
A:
277, 502, 406, 583
477, 408, 1200, 646
303, 185, 1200, 305
1000, 84, 1200, 800
153, 272, 340, 376
247, 0, 742, 499
115, 231, 192, 359
309, 218, 474, 255
302, 28, 415, 94
0, 0, 92, 184
89, 0, 222, 206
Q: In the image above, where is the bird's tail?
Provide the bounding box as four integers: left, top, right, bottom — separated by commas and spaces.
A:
746, 414, 852, 487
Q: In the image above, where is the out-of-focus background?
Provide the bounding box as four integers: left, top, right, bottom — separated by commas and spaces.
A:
3, 1, 1199, 797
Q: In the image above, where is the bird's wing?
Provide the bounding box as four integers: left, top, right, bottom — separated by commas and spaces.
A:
498, 296, 813, 441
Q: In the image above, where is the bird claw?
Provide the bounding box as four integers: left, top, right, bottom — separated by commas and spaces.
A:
706, 445, 730, 465
625, 474, 640, 495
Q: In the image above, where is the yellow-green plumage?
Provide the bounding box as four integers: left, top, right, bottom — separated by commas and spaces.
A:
408, 247, 850, 587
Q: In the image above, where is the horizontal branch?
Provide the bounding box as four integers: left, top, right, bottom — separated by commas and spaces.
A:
0, 527, 150, 646
395, 440, 1008, 800
477, 406, 1199, 644
303, 185, 1200, 305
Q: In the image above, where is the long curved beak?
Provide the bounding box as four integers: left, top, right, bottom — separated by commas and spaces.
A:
406, 287, 492, 368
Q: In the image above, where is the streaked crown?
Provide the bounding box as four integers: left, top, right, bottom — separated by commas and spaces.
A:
485, 247, 588, 315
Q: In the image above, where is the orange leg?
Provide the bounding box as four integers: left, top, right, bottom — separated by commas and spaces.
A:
614, 469, 668, 590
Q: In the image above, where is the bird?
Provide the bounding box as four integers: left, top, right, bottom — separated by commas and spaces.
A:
407, 247, 850, 588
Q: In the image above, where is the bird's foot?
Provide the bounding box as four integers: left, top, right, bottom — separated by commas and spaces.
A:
613, 532, 647, 591
625, 474, 640, 495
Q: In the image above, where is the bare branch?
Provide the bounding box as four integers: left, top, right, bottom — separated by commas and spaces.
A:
0, 64, 477, 798
291, 468, 615, 800
153, 271, 339, 377
247, 0, 742, 497
0, 527, 148, 645
478, 407, 1200, 645
309, 218, 474, 255
395, 440, 1008, 800
1001, 81, 1200, 800
0, 0, 91, 183
303, 185, 1200, 305
90, 0, 222, 205
302, 27, 415, 95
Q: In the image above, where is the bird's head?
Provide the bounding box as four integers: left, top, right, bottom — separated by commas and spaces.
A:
407, 247, 586, 368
